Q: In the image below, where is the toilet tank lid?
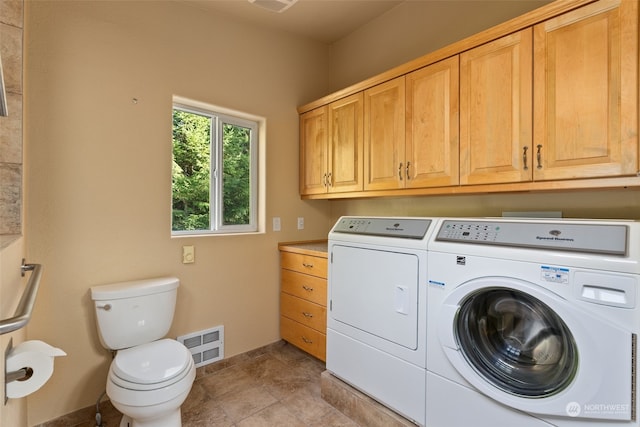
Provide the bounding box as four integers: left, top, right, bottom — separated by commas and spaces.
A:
90, 276, 179, 300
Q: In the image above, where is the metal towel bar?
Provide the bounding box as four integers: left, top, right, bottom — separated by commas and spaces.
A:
0, 260, 43, 335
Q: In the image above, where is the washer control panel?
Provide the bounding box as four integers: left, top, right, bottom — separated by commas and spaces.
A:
332, 217, 432, 239
437, 220, 628, 255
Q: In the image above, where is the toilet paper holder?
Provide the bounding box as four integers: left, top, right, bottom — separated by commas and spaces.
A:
4, 337, 32, 404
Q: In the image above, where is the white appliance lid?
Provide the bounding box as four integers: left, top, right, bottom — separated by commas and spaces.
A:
112, 339, 190, 384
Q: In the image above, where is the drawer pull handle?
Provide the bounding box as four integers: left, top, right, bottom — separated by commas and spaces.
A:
302, 336, 313, 344
302, 263, 314, 268
302, 312, 313, 318
302, 285, 314, 292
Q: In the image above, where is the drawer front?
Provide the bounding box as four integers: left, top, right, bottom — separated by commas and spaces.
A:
280, 252, 327, 279
280, 293, 327, 332
280, 315, 326, 361
281, 269, 327, 306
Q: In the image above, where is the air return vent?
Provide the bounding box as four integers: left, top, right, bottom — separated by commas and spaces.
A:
177, 325, 224, 368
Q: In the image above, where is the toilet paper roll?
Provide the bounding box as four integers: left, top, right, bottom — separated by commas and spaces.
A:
6, 340, 66, 399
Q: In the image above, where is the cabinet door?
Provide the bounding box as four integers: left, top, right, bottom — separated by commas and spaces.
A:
299, 106, 328, 195
364, 77, 406, 190
406, 56, 460, 188
460, 29, 533, 185
533, 0, 638, 181
328, 93, 364, 193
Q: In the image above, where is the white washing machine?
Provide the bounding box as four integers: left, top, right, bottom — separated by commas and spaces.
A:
327, 216, 437, 426
426, 218, 640, 427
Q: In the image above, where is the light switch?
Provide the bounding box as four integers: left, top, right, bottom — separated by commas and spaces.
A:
182, 246, 195, 264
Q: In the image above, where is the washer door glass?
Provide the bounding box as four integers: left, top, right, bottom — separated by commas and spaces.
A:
455, 288, 578, 398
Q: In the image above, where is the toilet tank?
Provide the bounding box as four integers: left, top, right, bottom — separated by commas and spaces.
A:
90, 277, 179, 350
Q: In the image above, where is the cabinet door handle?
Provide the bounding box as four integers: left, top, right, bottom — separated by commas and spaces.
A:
322, 173, 327, 187
536, 144, 543, 169
523, 146, 529, 170
302, 336, 313, 344
302, 312, 313, 318
327, 172, 332, 187
302, 285, 314, 292
398, 162, 403, 180
406, 161, 411, 180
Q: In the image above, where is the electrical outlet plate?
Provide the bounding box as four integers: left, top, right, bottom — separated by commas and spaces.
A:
273, 217, 281, 231
297, 217, 304, 230
182, 246, 195, 264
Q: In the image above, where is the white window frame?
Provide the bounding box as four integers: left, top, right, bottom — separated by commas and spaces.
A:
171, 96, 266, 236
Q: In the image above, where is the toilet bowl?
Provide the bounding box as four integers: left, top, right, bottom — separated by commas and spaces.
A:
107, 339, 196, 427
91, 277, 195, 427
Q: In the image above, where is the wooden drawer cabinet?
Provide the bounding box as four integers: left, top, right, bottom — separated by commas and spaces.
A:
280, 316, 327, 361
280, 251, 327, 279
278, 242, 328, 361
280, 293, 327, 332
281, 269, 327, 306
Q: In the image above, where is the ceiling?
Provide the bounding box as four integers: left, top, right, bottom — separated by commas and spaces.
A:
186, 0, 404, 44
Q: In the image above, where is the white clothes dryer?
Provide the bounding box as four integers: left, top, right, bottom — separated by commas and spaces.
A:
426, 218, 640, 427
328, 216, 437, 426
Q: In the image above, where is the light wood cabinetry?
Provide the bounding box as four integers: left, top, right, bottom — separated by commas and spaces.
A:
406, 56, 460, 188
278, 242, 328, 361
364, 77, 406, 190
364, 65, 460, 191
299, 107, 327, 195
299, 93, 363, 195
298, 0, 640, 199
460, 29, 533, 185
533, 0, 638, 181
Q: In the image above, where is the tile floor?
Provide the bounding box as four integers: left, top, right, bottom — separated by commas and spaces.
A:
41, 341, 361, 427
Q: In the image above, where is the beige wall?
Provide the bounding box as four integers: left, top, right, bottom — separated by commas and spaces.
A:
328, 0, 552, 90
24, 1, 332, 424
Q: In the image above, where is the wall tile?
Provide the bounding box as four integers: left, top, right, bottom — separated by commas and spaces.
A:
0, 21, 22, 94
0, 163, 21, 235
0, 0, 23, 28
0, 92, 22, 163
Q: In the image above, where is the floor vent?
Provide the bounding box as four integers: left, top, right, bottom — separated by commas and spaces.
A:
177, 325, 224, 368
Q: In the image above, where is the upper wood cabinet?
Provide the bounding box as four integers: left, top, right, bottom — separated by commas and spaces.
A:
298, 0, 640, 199
364, 77, 406, 190
459, 29, 533, 186
299, 93, 363, 195
533, 0, 638, 181
406, 56, 460, 188
364, 58, 460, 191
328, 93, 364, 193
299, 106, 328, 195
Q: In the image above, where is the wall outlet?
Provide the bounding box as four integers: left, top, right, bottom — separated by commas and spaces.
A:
297, 217, 304, 230
273, 217, 281, 231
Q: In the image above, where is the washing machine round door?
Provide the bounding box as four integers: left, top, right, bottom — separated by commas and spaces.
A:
454, 287, 578, 397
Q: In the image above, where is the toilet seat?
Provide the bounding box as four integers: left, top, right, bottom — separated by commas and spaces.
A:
110, 339, 193, 391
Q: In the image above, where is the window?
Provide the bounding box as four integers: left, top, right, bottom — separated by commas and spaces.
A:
171, 97, 263, 235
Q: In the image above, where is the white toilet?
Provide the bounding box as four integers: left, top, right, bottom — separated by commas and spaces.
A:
91, 277, 196, 427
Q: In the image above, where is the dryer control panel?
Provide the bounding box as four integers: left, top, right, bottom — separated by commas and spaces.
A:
332, 217, 432, 239
436, 220, 628, 255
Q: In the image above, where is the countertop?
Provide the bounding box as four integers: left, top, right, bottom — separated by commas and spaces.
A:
278, 240, 328, 257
